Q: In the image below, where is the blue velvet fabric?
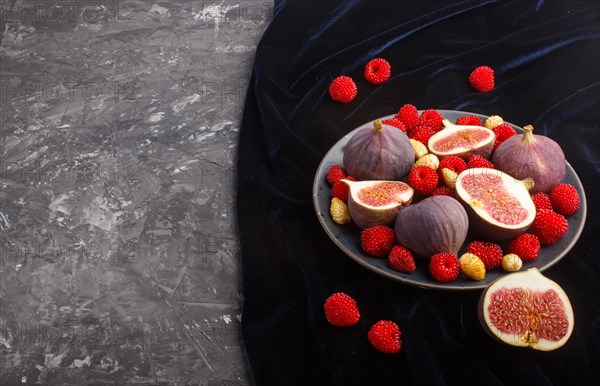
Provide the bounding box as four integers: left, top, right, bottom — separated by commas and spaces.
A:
237, 1, 600, 384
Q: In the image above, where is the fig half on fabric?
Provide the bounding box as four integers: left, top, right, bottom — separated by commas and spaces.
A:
478, 268, 574, 351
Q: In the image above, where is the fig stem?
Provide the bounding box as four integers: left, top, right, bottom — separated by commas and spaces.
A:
522, 125, 536, 144
373, 119, 384, 132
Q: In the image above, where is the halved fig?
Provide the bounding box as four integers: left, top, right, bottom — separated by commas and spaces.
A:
478, 268, 574, 351
428, 119, 495, 159
342, 179, 414, 229
455, 168, 536, 240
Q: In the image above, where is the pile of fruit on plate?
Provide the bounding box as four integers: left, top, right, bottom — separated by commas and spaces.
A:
324, 106, 581, 282
317, 107, 585, 350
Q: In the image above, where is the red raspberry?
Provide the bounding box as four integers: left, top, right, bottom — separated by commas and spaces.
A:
507, 233, 541, 262
361, 225, 396, 257
326, 165, 346, 186
431, 186, 455, 197
408, 125, 436, 145
531, 192, 553, 212
364, 58, 391, 85
466, 241, 503, 270
466, 154, 495, 169
324, 292, 360, 327
382, 117, 407, 133
429, 253, 460, 282
550, 183, 580, 216
388, 246, 416, 273
395, 104, 420, 130
329, 76, 357, 103
407, 166, 439, 196
492, 123, 517, 152
530, 209, 569, 245
455, 115, 483, 126
438, 156, 467, 179
331, 176, 355, 203
419, 109, 444, 131
368, 320, 402, 354
469, 66, 495, 92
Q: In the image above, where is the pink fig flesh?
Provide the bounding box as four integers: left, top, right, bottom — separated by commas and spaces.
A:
455, 168, 536, 240
428, 120, 495, 159
478, 268, 574, 351
344, 179, 414, 229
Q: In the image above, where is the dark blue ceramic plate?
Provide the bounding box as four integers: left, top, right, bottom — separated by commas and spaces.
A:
312, 110, 587, 291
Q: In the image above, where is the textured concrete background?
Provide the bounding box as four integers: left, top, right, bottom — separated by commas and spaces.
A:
0, 1, 271, 384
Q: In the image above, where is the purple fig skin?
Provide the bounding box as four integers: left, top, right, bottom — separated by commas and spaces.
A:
343, 120, 415, 181
492, 125, 566, 193
394, 195, 468, 258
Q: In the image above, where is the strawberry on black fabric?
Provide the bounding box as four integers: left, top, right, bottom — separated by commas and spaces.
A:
364, 58, 391, 85
469, 66, 494, 92
329, 76, 357, 103
368, 320, 402, 354
324, 292, 360, 327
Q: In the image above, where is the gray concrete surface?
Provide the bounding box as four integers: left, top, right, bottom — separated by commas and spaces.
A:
0, 1, 272, 384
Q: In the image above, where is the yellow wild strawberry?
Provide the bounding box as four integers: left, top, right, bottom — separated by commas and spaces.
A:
459, 253, 486, 281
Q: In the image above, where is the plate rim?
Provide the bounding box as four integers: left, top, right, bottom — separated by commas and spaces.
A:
312, 109, 588, 291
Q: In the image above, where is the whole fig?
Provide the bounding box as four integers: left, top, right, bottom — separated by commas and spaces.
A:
492, 125, 566, 193
343, 120, 414, 181
394, 195, 468, 258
